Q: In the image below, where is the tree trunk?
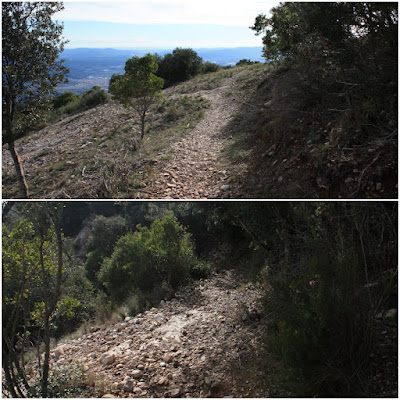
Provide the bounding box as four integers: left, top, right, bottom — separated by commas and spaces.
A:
41, 320, 51, 397
8, 141, 29, 198
140, 112, 146, 141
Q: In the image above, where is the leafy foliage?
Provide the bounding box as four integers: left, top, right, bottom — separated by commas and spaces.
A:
50, 86, 110, 121
156, 48, 204, 86
2, 203, 71, 397
2, 2, 68, 197
201, 202, 397, 396
109, 54, 164, 140
99, 215, 205, 304
202, 61, 220, 73
52, 92, 80, 109
251, 2, 398, 140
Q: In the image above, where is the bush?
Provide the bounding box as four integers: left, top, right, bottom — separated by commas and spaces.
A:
156, 48, 203, 86
80, 86, 110, 109
84, 249, 104, 285
98, 215, 201, 304
87, 215, 128, 257
202, 61, 220, 73
108, 73, 123, 91
30, 363, 88, 397
49, 86, 110, 121
259, 203, 398, 397
236, 59, 260, 66
52, 92, 80, 109
265, 248, 368, 396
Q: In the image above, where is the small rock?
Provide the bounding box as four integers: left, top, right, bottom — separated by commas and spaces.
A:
170, 387, 182, 398
158, 377, 168, 385
53, 345, 65, 359
385, 308, 397, 319
133, 387, 143, 395
345, 177, 354, 184
220, 184, 230, 191
123, 379, 134, 392
277, 176, 283, 182
100, 351, 116, 366
376, 182, 382, 191
160, 361, 166, 367
131, 369, 143, 379
102, 394, 116, 398
163, 353, 174, 363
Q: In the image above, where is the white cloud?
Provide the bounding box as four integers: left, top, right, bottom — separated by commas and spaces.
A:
60, 0, 277, 26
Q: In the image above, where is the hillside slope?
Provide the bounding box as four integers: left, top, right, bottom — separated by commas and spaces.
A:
24, 270, 283, 398
2, 63, 396, 199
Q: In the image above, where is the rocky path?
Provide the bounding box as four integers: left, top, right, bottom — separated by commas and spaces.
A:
136, 82, 239, 199
35, 270, 272, 398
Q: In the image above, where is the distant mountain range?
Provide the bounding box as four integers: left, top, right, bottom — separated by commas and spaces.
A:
57, 47, 264, 94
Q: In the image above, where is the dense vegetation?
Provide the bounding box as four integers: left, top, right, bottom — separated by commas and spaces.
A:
2, 201, 397, 397
237, 2, 397, 197
51, 86, 110, 121
153, 48, 220, 87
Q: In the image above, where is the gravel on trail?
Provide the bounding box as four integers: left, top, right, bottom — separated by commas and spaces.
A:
28, 270, 274, 398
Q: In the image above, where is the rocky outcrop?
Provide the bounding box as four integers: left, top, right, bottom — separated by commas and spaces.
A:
35, 270, 271, 397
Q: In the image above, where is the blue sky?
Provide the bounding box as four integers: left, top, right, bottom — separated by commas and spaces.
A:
55, 1, 279, 49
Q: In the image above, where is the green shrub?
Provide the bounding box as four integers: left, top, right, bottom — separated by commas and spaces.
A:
156, 48, 203, 86
87, 215, 128, 257
30, 363, 88, 397
80, 86, 110, 109
202, 61, 220, 73
98, 215, 201, 304
108, 73, 123, 91
264, 243, 373, 397
84, 249, 104, 284
52, 92, 80, 109
236, 59, 260, 66
49, 86, 110, 121
189, 260, 211, 279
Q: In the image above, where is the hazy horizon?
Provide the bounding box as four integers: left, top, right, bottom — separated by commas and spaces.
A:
54, 1, 279, 49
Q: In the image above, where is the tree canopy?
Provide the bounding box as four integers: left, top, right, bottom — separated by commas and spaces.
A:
2, 2, 68, 198
109, 54, 164, 141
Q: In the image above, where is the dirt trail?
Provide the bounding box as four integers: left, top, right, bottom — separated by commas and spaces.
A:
2, 75, 242, 199
31, 270, 273, 398
137, 81, 239, 199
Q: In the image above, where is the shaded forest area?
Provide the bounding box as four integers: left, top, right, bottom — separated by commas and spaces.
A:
3, 201, 397, 397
